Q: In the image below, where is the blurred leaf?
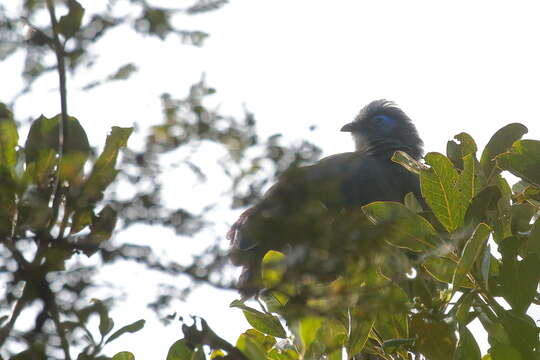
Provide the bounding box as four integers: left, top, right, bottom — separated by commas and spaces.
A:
111, 352, 135, 360
57, 0, 85, 39
480, 123, 527, 181
192, 347, 206, 360
236, 333, 266, 360
105, 319, 145, 344
363, 201, 437, 251
107, 63, 138, 81
497, 140, 540, 188
410, 313, 457, 360
452, 223, 490, 292
166, 339, 194, 360
261, 250, 286, 288
0, 103, 19, 172
93, 299, 114, 337
230, 300, 286, 338
455, 325, 481, 360
244, 329, 277, 352
77, 127, 132, 206
299, 316, 323, 353
404, 191, 423, 213
423, 257, 474, 288
421, 152, 466, 232
490, 344, 523, 360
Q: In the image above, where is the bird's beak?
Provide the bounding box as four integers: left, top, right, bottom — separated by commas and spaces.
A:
340, 122, 354, 132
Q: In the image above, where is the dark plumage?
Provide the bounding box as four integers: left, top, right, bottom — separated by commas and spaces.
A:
228, 100, 424, 296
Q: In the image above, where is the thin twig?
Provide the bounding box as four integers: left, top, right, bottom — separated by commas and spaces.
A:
45, 0, 69, 235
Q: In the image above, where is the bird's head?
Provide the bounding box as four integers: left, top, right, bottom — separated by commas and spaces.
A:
341, 100, 423, 159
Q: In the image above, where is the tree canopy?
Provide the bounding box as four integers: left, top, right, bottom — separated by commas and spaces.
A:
0, 1, 539, 360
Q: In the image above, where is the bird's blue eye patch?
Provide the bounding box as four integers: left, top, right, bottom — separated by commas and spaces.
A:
371, 114, 395, 127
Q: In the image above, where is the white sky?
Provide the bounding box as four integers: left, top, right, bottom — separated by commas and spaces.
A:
3, 0, 540, 358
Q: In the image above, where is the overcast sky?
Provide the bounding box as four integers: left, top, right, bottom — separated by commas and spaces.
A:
4, 0, 540, 358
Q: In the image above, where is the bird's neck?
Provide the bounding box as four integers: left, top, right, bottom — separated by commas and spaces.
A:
358, 138, 418, 159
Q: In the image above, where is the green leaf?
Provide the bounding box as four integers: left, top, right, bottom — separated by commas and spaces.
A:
421, 152, 466, 232
81, 205, 117, 256
447, 132, 478, 169
410, 313, 457, 360
230, 301, 286, 338
480, 123, 528, 182
500, 238, 540, 313
236, 333, 266, 360
496, 140, 540, 188
457, 154, 486, 204
362, 201, 437, 251
452, 223, 491, 292
57, 0, 85, 39
347, 317, 375, 358
105, 319, 145, 344
77, 127, 132, 206
261, 250, 286, 288
455, 325, 481, 360
166, 339, 194, 360
111, 352, 135, 360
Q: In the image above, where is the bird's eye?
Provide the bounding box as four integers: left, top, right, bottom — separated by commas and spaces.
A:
371, 115, 391, 126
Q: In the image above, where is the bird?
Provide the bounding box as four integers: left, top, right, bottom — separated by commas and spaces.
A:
227, 100, 425, 297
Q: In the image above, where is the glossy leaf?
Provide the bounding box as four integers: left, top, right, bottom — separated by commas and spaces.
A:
105, 319, 145, 344
421, 152, 466, 232
480, 123, 527, 181
452, 223, 491, 292
363, 201, 437, 251
496, 139, 540, 188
